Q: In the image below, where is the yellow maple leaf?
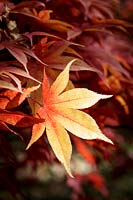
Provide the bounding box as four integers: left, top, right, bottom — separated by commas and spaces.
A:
26, 60, 113, 176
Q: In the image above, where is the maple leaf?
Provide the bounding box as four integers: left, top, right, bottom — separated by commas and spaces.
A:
0, 85, 40, 110
0, 109, 44, 128
0, 40, 45, 73
0, 61, 41, 92
34, 9, 72, 32
26, 60, 113, 176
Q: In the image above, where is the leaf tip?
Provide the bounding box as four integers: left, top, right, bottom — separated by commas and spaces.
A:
99, 133, 114, 145
101, 94, 113, 100
26, 142, 32, 150
26, 137, 41, 150
69, 172, 74, 178
64, 164, 74, 178
66, 58, 77, 71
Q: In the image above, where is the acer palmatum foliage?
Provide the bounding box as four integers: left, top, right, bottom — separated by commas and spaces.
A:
0, 0, 132, 199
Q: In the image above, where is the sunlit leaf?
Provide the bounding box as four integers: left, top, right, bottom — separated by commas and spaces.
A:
27, 60, 113, 175
46, 119, 72, 176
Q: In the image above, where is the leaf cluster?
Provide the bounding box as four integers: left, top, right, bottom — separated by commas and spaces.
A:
0, 0, 132, 199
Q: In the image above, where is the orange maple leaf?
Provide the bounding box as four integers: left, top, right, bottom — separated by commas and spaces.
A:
0, 85, 40, 109
27, 60, 113, 176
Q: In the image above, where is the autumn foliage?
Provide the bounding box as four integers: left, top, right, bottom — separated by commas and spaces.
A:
0, 0, 132, 199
